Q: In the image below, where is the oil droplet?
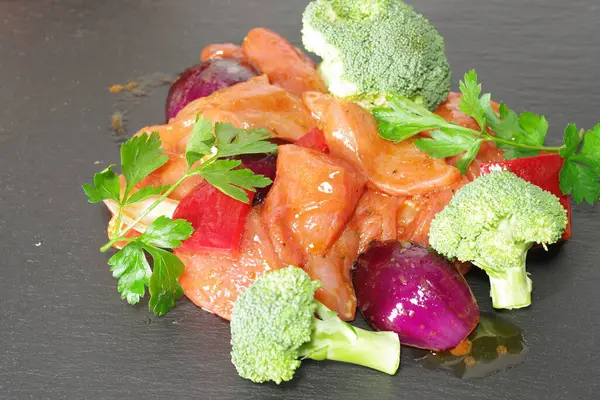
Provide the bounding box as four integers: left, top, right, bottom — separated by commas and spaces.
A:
410, 312, 528, 379
464, 356, 477, 368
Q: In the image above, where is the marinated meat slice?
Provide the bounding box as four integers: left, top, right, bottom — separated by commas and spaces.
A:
177, 208, 283, 320
262, 144, 366, 266
242, 27, 327, 97
304, 94, 462, 196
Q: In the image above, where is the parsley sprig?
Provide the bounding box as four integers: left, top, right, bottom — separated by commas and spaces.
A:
83, 117, 276, 315
374, 70, 600, 205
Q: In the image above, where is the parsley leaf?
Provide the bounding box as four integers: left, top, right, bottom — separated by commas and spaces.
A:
485, 104, 548, 159
415, 130, 482, 175
84, 133, 169, 206
459, 70, 548, 158
214, 123, 277, 158
214, 122, 240, 144
560, 124, 600, 204
459, 70, 489, 131
126, 185, 169, 205
89, 117, 282, 316
415, 129, 479, 159
82, 165, 121, 203
459, 70, 550, 159
373, 68, 600, 205
455, 139, 483, 175
108, 242, 152, 305
519, 112, 549, 144
186, 116, 216, 167
222, 168, 272, 190
145, 247, 185, 316
375, 92, 486, 173
374, 95, 450, 142
570, 124, 600, 171
200, 159, 272, 203
106, 216, 193, 314
121, 132, 169, 194
138, 216, 193, 249
185, 121, 275, 203
560, 159, 600, 205
559, 123, 581, 158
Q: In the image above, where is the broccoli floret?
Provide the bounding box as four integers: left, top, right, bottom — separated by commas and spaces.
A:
302, 0, 451, 110
429, 171, 568, 310
230, 266, 400, 384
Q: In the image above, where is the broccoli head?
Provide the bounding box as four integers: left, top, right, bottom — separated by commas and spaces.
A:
302, 0, 451, 110
429, 171, 568, 310
230, 266, 400, 384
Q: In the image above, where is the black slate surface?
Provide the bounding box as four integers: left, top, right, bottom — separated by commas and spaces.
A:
1, 0, 599, 399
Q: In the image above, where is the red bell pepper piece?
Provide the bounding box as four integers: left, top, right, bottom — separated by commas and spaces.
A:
295, 128, 329, 152
480, 154, 572, 240
173, 181, 254, 254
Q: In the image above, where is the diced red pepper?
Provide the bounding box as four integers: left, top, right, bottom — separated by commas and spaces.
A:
173, 181, 254, 254
480, 154, 572, 240
295, 128, 329, 152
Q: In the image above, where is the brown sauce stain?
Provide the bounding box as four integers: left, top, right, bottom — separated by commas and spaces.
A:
410, 312, 528, 379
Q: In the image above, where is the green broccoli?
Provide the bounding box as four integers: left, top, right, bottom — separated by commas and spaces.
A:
302, 0, 451, 110
230, 266, 400, 384
429, 171, 568, 310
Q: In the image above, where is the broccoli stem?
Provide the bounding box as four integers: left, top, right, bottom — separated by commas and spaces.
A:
488, 263, 532, 310
298, 302, 400, 375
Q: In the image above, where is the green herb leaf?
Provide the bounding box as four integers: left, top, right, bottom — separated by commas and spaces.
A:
559, 124, 600, 204
186, 115, 216, 167
414, 129, 482, 174
376, 70, 597, 198
414, 129, 479, 158
106, 218, 192, 315
91, 118, 284, 317
201, 160, 249, 202
126, 185, 169, 205
559, 123, 581, 158
570, 124, 600, 171
455, 139, 483, 175
138, 216, 193, 249
121, 132, 169, 194
459, 70, 489, 131
374, 91, 495, 175
108, 242, 152, 305
82, 165, 121, 203
486, 104, 519, 142
145, 247, 185, 316
374, 94, 451, 142
485, 104, 548, 159
214, 122, 240, 144
519, 112, 549, 143
214, 123, 277, 158
199, 159, 272, 203
220, 168, 272, 190
560, 159, 600, 205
